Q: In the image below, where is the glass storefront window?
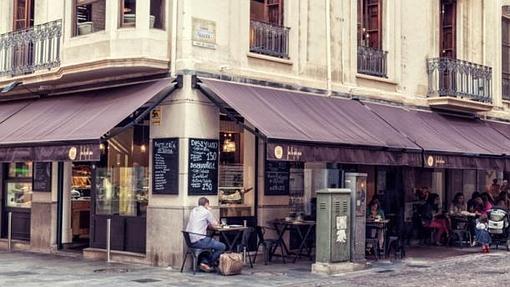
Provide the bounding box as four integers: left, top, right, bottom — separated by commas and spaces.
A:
8, 162, 32, 178
6, 182, 32, 208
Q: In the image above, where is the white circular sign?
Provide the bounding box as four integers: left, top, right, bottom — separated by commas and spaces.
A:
274, 145, 283, 159
68, 147, 77, 161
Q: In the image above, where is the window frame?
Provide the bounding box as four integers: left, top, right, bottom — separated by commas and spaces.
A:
119, 0, 137, 28
149, 0, 166, 30
358, 0, 383, 49
13, 0, 34, 31
4, 162, 33, 210
439, 0, 457, 58
72, 0, 107, 37
502, 11, 510, 101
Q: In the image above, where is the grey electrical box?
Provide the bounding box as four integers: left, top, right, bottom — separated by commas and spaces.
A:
344, 173, 368, 262
316, 188, 351, 263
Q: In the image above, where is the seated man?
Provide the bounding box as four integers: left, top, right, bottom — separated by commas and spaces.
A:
186, 197, 226, 272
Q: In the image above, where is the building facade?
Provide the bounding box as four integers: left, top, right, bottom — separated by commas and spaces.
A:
2, 0, 510, 268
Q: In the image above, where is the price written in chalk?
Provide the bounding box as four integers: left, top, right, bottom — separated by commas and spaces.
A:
188, 138, 219, 195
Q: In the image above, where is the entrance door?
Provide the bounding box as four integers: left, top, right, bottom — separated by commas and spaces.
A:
1, 162, 33, 241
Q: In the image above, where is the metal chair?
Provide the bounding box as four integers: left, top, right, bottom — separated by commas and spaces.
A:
180, 231, 212, 275
236, 227, 254, 268
450, 217, 471, 248
253, 226, 279, 265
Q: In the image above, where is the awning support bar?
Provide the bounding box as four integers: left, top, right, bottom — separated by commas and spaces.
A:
102, 77, 182, 141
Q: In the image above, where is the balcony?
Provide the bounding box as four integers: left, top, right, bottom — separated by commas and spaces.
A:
357, 46, 388, 78
250, 20, 290, 59
426, 57, 493, 113
0, 20, 62, 77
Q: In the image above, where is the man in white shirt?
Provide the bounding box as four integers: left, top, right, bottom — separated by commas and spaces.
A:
186, 197, 225, 272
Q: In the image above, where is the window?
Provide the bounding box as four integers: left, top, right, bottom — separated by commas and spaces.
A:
13, 0, 34, 31
95, 122, 149, 216
120, 0, 136, 28
73, 0, 106, 36
249, 0, 289, 59
357, 0, 382, 49
5, 162, 33, 209
357, 0, 387, 77
150, 0, 165, 29
440, 0, 456, 58
502, 7, 510, 100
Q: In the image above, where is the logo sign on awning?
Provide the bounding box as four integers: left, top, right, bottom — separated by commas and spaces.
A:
151, 106, 162, 126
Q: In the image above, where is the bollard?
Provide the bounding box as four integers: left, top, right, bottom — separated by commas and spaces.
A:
107, 218, 111, 263
7, 212, 12, 251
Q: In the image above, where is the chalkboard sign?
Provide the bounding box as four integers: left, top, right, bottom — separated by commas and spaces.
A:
33, 162, 52, 192
265, 161, 290, 196
152, 138, 179, 194
188, 138, 219, 195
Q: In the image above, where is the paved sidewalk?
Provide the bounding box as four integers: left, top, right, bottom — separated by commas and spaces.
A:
0, 248, 509, 286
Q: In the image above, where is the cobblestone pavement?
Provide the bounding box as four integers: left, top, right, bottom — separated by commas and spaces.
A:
0, 248, 509, 287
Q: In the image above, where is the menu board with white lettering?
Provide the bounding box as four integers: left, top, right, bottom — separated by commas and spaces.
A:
188, 138, 219, 195
33, 162, 52, 192
152, 138, 179, 194
265, 161, 290, 196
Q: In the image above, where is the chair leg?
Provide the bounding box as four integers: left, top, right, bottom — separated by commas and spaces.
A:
180, 252, 188, 273
262, 244, 268, 265
192, 254, 197, 275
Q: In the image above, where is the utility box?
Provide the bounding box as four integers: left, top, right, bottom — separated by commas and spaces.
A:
344, 173, 368, 262
316, 188, 351, 263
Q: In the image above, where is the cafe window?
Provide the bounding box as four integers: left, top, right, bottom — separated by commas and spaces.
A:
5, 162, 33, 209
120, 0, 136, 28
150, 0, 165, 29
73, 0, 106, 36
95, 122, 149, 216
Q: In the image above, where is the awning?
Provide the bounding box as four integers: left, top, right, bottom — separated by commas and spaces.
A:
366, 102, 510, 169
199, 78, 422, 166
0, 78, 178, 162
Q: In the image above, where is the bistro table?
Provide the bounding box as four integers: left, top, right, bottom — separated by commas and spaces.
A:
212, 226, 249, 252
270, 219, 316, 263
366, 219, 390, 258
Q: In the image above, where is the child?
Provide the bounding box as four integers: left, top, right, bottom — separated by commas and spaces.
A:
475, 214, 492, 253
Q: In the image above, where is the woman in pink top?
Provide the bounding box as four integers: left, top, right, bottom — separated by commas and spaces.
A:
481, 192, 494, 215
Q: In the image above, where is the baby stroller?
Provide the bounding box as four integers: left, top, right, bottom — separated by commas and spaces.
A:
487, 208, 510, 250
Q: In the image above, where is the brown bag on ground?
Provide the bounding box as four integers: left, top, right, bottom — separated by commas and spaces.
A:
218, 252, 244, 276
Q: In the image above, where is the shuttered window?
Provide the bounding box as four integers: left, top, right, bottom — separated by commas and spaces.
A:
13, 0, 34, 31
250, 0, 283, 26
440, 0, 456, 58
502, 9, 510, 100
358, 0, 382, 49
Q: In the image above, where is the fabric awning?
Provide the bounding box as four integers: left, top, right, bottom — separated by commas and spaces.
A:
366, 102, 510, 169
0, 79, 175, 162
199, 78, 422, 166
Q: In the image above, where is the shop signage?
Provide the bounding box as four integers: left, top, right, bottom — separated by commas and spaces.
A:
426, 155, 447, 168
151, 107, 162, 126
67, 145, 96, 161
272, 144, 303, 161
188, 138, 219, 195
192, 18, 217, 49
265, 161, 290, 196
32, 162, 52, 192
152, 138, 179, 194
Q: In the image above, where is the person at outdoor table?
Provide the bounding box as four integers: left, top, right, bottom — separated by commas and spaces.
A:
421, 193, 449, 245
185, 197, 225, 272
366, 199, 385, 250
480, 192, 494, 215
449, 193, 475, 217
490, 179, 501, 200
467, 192, 481, 213
497, 190, 509, 209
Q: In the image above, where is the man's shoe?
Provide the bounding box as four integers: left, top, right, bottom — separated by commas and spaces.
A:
200, 263, 213, 272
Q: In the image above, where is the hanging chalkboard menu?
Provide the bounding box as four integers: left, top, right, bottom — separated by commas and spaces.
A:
188, 138, 219, 195
265, 161, 290, 196
152, 138, 179, 194
33, 162, 52, 192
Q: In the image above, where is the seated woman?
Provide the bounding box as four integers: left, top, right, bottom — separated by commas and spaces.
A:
421, 193, 449, 245
366, 199, 385, 251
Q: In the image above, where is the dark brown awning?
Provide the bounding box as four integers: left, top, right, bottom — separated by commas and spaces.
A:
199, 78, 422, 166
366, 102, 510, 169
0, 79, 176, 162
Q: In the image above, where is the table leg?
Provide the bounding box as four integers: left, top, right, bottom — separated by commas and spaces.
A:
220, 232, 234, 251
293, 225, 314, 263
273, 223, 288, 264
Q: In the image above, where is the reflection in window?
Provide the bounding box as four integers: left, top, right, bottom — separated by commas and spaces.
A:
8, 162, 32, 178
95, 123, 149, 216
120, 0, 137, 27
150, 0, 165, 29
6, 182, 32, 208
74, 0, 106, 36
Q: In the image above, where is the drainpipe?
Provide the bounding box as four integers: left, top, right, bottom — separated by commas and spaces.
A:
325, 0, 332, 96
170, 0, 178, 77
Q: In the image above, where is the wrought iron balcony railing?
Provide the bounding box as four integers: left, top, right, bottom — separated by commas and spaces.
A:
0, 20, 62, 77
357, 46, 388, 78
250, 20, 290, 59
427, 57, 492, 103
